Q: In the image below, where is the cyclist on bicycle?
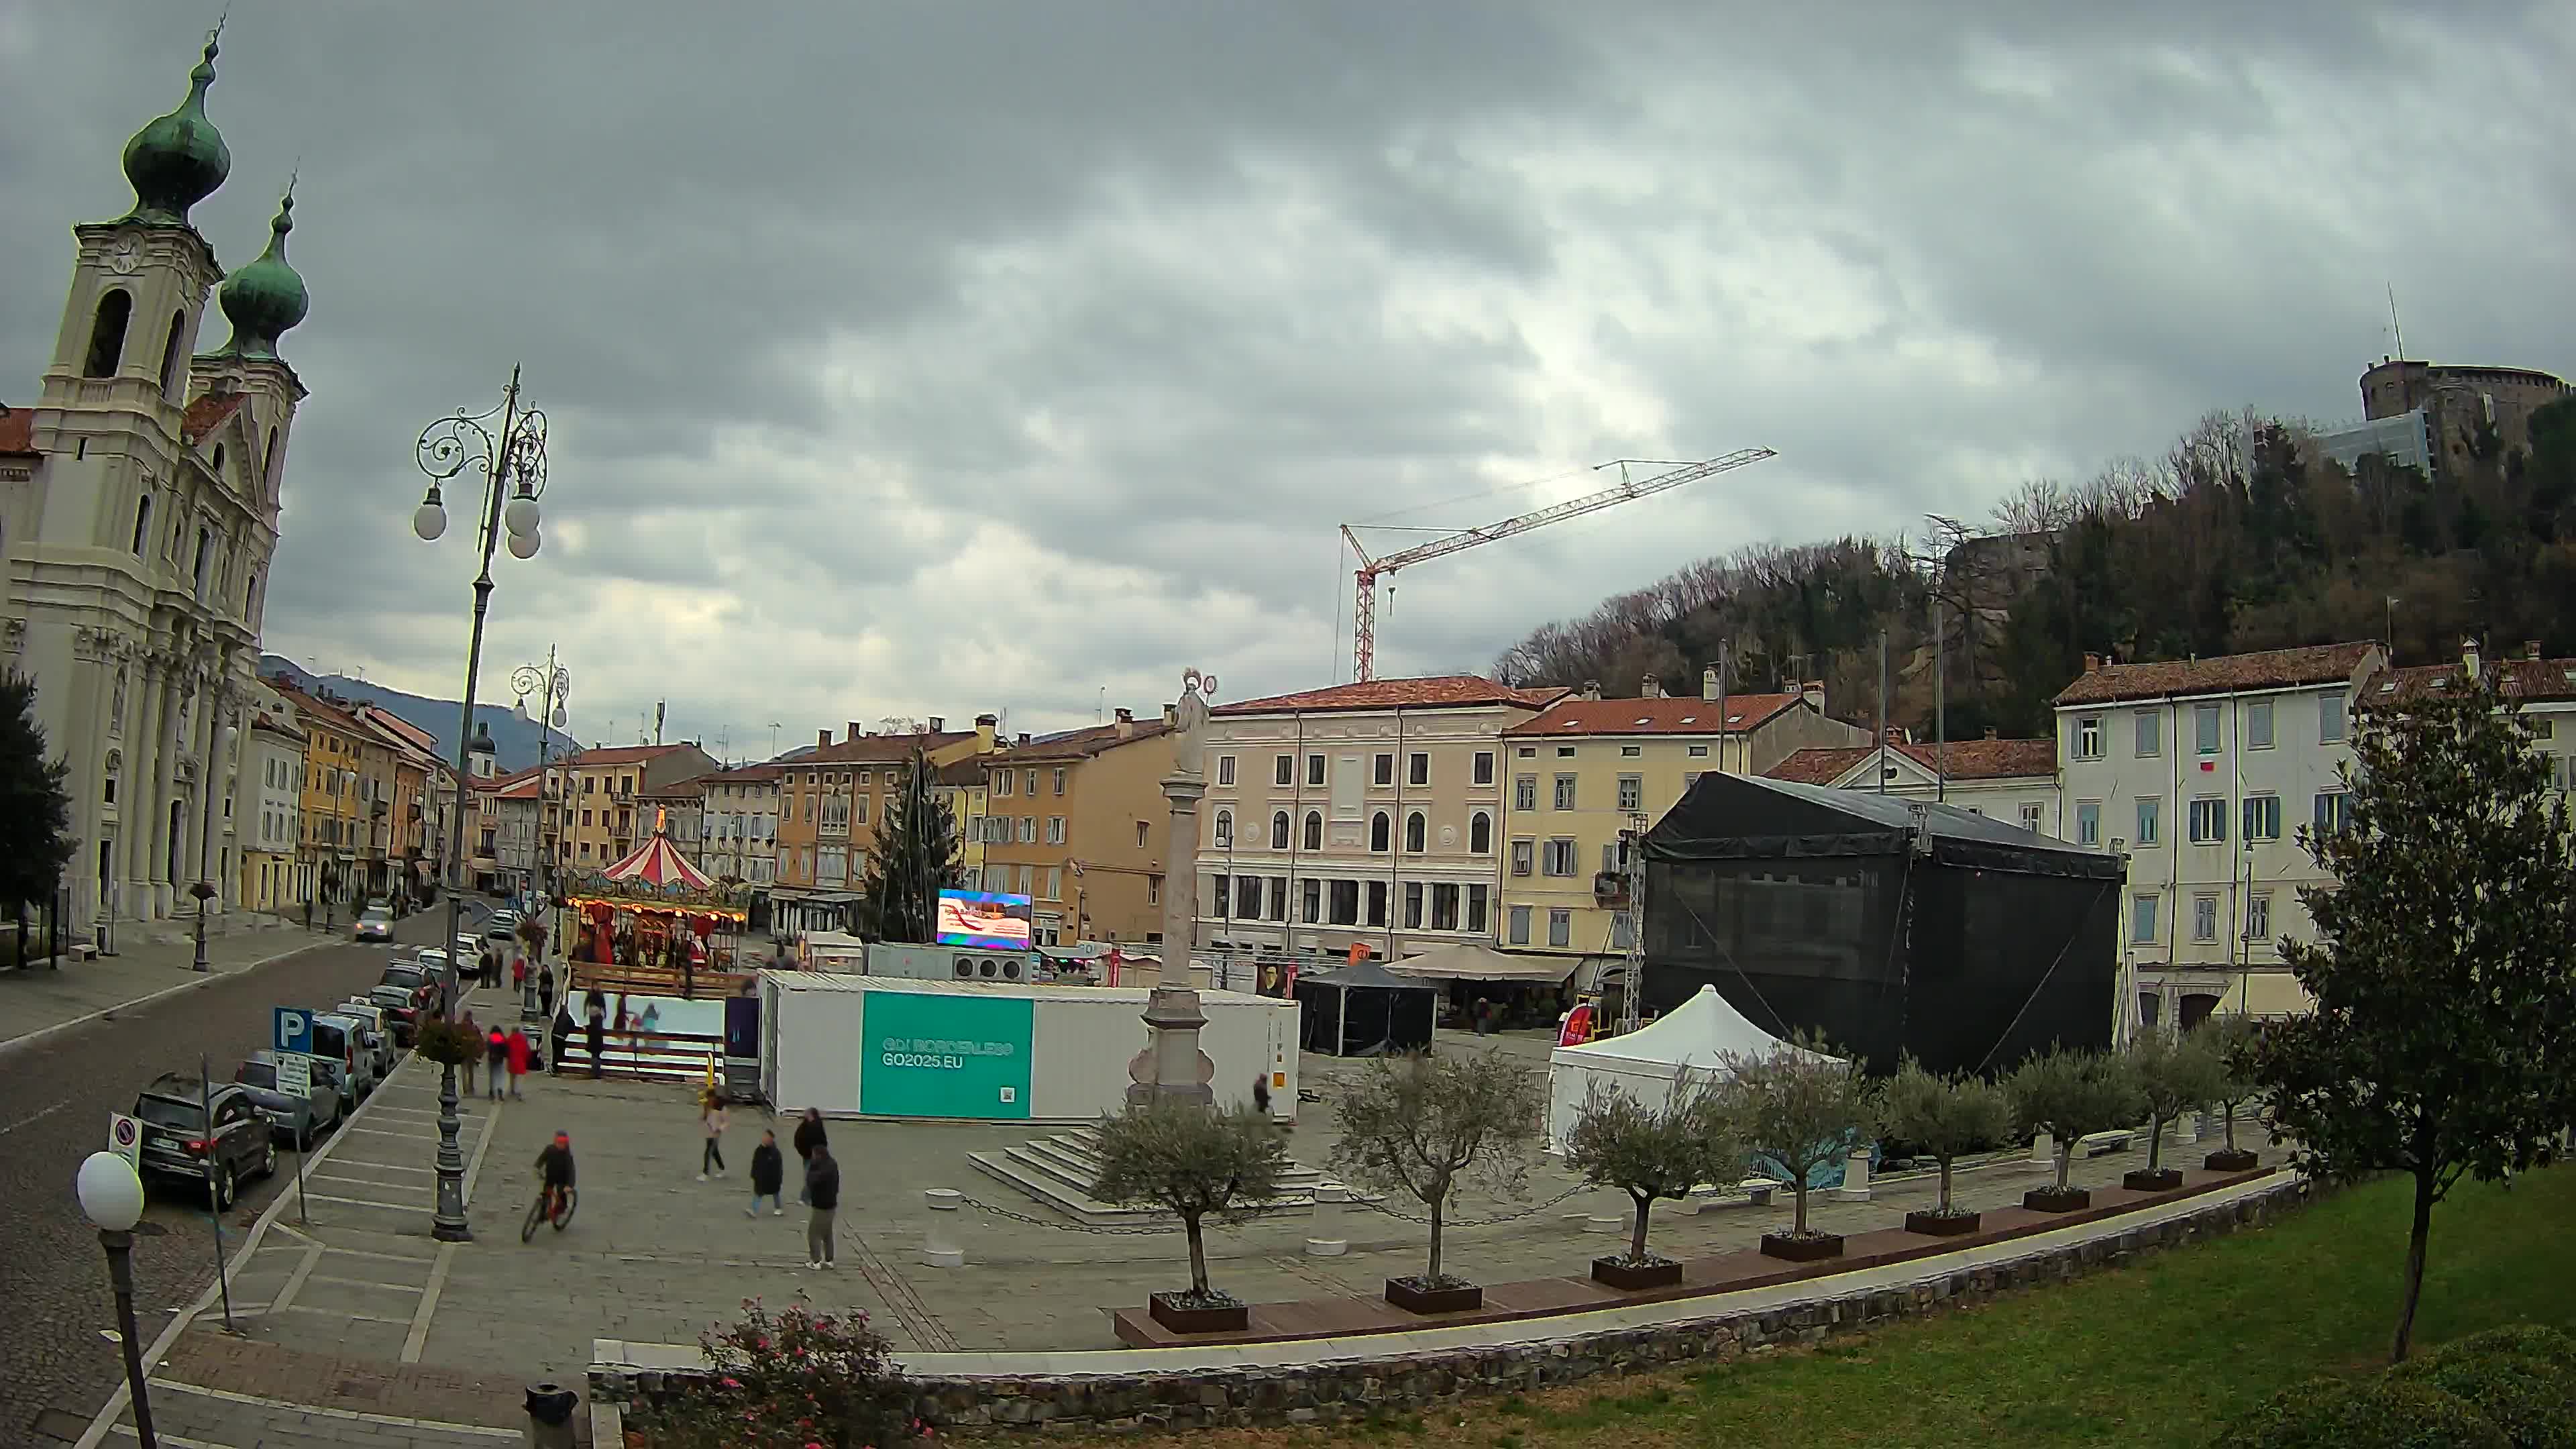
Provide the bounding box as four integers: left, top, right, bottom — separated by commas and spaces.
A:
535, 1131, 575, 1212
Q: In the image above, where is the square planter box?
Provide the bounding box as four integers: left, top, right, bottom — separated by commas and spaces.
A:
1147, 1291, 1248, 1335
2204, 1148, 2261, 1173
1760, 1231, 1844, 1263
1384, 1277, 1483, 1314
2123, 1167, 2184, 1193
2023, 1185, 2092, 1213
1591, 1255, 1684, 1290
1904, 1209, 1981, 1236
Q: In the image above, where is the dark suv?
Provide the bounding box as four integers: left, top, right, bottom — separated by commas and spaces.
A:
133, 1074, 277, 1210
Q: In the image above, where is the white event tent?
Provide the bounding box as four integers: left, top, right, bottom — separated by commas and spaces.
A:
1545, 984, 1841, 1150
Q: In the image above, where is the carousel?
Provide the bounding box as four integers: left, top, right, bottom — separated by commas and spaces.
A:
563, 810, 757, 999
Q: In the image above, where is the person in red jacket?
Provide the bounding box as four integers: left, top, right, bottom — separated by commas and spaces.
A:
505, 1027, 531, 1101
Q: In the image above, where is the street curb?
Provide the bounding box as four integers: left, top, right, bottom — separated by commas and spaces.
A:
0, 933, 335, 1063
70, 1047, 439, 1449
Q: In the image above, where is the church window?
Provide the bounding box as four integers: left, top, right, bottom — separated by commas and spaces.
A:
212, 443, 225, 478
129, 494, 153, 555
103, 752, 121, 805
193, 527, 213, 598
262, 427, 279, 493
85, 290, 132, 377
158, 311, 186, 396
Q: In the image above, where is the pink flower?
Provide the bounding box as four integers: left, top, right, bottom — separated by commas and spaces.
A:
720, 1377, 742, 1389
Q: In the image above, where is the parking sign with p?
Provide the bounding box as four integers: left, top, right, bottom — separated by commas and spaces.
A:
273, 1007, 311, 1055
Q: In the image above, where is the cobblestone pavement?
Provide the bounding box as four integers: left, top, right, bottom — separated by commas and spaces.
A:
0, 907, 470, 1446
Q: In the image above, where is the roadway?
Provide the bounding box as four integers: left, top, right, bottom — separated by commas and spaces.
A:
0, 902, 494, 1446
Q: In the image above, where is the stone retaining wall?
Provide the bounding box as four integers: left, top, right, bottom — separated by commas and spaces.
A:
598, 1177, 2310, 1436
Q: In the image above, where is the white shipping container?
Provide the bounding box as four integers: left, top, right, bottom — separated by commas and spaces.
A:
759, 972, 1297, 1124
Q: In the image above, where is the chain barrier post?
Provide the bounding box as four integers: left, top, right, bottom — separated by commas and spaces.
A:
1305, 1181, 1349, 1257
920, 1187, 965, 1269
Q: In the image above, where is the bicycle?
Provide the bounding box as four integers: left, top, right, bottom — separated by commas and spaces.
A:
521, 1181, 578, 1242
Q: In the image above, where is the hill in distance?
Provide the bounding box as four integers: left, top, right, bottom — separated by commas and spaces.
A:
260, 655, 578, 774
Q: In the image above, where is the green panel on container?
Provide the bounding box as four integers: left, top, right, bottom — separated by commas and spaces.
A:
860, 991, 1034, 1120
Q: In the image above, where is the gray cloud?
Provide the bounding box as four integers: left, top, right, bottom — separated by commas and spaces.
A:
3, 1, 2569, 755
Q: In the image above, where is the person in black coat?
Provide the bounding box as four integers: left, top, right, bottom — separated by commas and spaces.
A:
583, 992, 607, 1079
747, 1130, 785, 1217
804, 1144, 841, 1269
792, 1108, 826, 1205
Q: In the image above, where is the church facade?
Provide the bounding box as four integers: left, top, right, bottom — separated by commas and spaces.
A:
0, 29, 312, 929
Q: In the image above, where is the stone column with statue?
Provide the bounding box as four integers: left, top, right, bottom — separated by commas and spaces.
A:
1126, 668, 1219, 1108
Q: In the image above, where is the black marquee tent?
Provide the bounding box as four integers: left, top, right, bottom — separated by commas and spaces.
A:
1640, 772, 2122, 1077
1294, 960, 1439, 1057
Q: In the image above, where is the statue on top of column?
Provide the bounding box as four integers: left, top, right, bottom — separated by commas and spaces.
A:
1171, 667, 1218, 778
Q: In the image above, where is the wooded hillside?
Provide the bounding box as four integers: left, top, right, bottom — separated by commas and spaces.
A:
1491, 398, 2576, 739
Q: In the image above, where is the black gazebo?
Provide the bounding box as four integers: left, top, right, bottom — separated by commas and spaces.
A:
1641, 772, 2123, 1075
1293, 961, 1438, 1057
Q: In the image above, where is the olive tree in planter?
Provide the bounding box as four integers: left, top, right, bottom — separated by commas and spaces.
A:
2196, 1014, 2265, 1171
1090, 1099, 1289, 1334
1330, 1049, 1542, 1313
1719, 1034, 1876, 1263
1561, 1073, 1737, 1289
2123, 1028, 2226, 1191
1880, 1057, 2012, 1236
2006, 1045, 2143, 1212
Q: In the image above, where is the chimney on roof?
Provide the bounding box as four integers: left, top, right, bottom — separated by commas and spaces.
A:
1801, 681, 1825, 712
1114, 707, 1135, 738
928, 716, 945, 733
2461, 637, 2481, 680
1701, 666, 1719, 702
2525, 641, 2542, 662
975, 714, 997, 751
1579, 680, 1601, 702
1640, 674, 1663, 698
1016, 733, 1031, 747
848, 721, 865, 741
818, 729, 832, 749
2083, 652, 2101, 674
1984, 727, 1999, 740
1162, 703, 1177, 728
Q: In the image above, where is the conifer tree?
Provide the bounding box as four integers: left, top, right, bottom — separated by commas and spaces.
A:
0, 670, 77, 961
859, 749, 962, 943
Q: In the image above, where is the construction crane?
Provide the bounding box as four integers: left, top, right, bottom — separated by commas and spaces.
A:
1340, 448, 1778, 682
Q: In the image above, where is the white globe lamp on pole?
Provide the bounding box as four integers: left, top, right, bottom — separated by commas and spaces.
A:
76, 1151, 158, 1447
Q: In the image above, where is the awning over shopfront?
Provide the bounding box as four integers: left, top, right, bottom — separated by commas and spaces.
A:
1386, 942, 1580, 984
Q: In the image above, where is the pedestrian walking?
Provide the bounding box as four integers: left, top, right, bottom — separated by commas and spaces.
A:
550, 1002, 576, 1075
698, 1092, 729, 1180
538, 965, 557, 1018
1252, 1072, 1273, 1117
486, 948, 503, 991
1472, 996, 1492, 1036
513, 955, 527, 997
485, 1026, 508, 1101
804, 1142, 841, 1270
747, 1129, 785, 1216
505, 1027, 531, 1099
584, 993, 607, 1080
459, 1012, 480, 1095
792, 1107, 826, 1205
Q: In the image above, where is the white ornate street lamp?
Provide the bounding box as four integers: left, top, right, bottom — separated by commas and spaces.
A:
76, 1151, 158, 1448
411, 367, 550, 1242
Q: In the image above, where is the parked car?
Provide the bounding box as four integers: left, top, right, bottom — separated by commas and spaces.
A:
379, 961, 431, 994
307, 1013, 376, 1101
132, 1074, 276, 1208
366, 983, 434, 1044
488, 908, 521, 933
232, 1052, 342, 1144
354, 905, 394, 943
331, 1002, 399, 1077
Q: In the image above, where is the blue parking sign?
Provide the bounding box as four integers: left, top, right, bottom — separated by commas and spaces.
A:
274, 1007, 313, 1055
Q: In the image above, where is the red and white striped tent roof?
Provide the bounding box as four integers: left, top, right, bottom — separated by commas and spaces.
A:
598, 825, 713, 891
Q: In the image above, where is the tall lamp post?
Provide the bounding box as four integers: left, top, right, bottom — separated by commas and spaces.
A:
1126, 669, 1217, 1107
412, 367, 551, 1242
512, 652, 570, 901
77, 1151, 158, 1448
191, 719, 239, 972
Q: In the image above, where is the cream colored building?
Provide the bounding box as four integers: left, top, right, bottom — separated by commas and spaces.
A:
1496, 674, 1868, 973
978, 710, 1175, 946
239, 702, 304, 914
1766, 734, 2062, 837
1191, 676, 1566, 963
700, 762, 784, 888
0, 36, 310, 929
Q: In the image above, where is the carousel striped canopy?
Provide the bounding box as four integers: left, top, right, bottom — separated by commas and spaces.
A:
598, 823, 714, 891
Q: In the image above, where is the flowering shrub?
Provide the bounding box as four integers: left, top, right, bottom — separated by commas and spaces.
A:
634, 1296, 920, 1448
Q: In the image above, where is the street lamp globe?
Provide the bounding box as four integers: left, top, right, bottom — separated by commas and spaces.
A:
413, 492, 448, 543
506, 529, 541, 560
76, 1152, 144, 1232
503, 490, 541, 538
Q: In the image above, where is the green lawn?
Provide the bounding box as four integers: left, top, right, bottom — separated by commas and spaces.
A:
1122, 1165, 2575, 1449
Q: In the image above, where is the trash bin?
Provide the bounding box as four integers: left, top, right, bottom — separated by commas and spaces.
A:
523, 1381, 578, 1449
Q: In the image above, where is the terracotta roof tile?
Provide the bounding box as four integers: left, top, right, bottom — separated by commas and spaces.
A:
794, 731, 977, 765
1504, 694, 1803, 737
2372, 657, 2576, 705
2052, 643, 2379, 706
1766, 737, 2057, 786
934, 759, 989, 786
568, 743, 695, 767
0, 405, 34, 456
180, 392, 246, 445
1214, 676, 1566, 716
989, 719, 1171, 763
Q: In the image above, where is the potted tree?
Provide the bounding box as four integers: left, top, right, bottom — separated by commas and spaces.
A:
1562, 1073, 1737, 1289
2123, 1028, 2224, 1192
1330, 1050, 1542, 1313
2006, 1046, 2143, 1212
1880, 1057, 2012, 1236
1090, 1099, 1289, 1334
1720, 1034, 1878, 1263
2196, 1014, 2264, 1172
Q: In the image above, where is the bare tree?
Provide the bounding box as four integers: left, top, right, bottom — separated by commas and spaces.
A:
1330, 1051, 1543, 1287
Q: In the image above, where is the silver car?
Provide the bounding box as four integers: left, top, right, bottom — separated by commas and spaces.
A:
233, 1051, 343, 1144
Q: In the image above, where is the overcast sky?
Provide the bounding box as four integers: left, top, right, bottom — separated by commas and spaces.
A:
5, 3, 2569, 757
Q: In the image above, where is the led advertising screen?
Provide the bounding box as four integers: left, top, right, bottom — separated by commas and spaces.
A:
936, 889, 1034, 949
